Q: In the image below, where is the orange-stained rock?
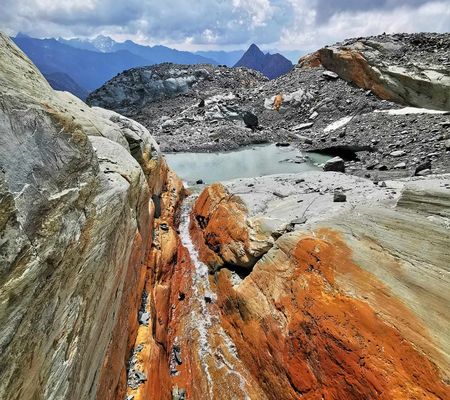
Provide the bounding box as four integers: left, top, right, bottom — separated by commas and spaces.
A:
214, 230, 450, 399
298, 51, 322, 68
190, 183, 274, 271
316, 41, 450, 110
273, 94, 283, 111
123, 167, 187, 400
100, 164, 187, 400
191, 183, 252, 269
318, 47, 396, 102
121, 177, 450, 400
160, 161, 186, 222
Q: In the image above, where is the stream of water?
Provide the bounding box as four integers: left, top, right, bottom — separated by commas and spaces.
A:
166, 144, 330, 398
178, 195, 250, 399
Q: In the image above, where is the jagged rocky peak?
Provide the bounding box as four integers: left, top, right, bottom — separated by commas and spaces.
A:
234, 43, 293, 79
90, 34, 116, 52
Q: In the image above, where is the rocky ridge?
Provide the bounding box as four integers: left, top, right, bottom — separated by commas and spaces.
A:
87, 63, 292, 152
0, 33, 185, 400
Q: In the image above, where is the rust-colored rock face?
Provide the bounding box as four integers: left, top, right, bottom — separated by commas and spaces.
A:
123, 171, 187, 400
170, 183, 449, 399
298, 51, 322, 68
190, 183, 255, 270
318, 47, 398, 103
297, 35, 450, 111
214, 230, 449, 399
314, 40, 450, 110
101, 176, 450, 399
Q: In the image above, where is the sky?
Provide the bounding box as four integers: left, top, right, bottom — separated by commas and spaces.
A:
1, 0, 449, 51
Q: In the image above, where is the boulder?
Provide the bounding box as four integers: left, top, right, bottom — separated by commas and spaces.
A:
243, 111, 259, 128
390, 150, 406, 157
322, 70, 339, 79
317, 33, 450, 111
333, 191, 347, 202
323, 156, 346, 172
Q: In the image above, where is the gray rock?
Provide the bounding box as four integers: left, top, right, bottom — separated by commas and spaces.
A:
0, 33, 165, 400
414, 160, 432, 176
243, 111, 259, 128
333, 191, 347, 202
139, 312, 150, 326
390, 150, 406, 157
394, 162, 407, 169
292, 122, 314, 130
323, 157, 346, 173
323, 70, 339, 80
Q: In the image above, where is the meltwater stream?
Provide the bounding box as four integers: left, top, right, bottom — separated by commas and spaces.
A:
167, 144, 330, 398
178, 195, 250, 400
165, 144, 330, 184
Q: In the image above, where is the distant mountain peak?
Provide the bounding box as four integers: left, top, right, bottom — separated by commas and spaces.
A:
248, 43, 260, 50
246, 43, 264, 57
91, 35, 116, 53
234, 44, 293, 79
15, 32, 31, 39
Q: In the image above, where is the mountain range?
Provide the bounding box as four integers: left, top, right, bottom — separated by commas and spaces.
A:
12, 34, 296, 99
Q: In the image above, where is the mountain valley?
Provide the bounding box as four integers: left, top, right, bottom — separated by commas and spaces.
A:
0, 29, 449, 400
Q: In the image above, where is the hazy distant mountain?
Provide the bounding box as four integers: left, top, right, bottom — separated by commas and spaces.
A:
234, 44, 293, 79
13, 34, 296, 98
195, 50, 244, 66
13, 36, 149, 91
58, 35, 115, 53
58, 35, 217, 65
43, 71, 89, 100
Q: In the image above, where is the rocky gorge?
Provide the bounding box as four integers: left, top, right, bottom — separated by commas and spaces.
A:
1, 30, 449, 400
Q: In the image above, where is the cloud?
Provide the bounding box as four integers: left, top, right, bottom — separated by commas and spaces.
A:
279, 1, 450, 51
0, 0, 448, 50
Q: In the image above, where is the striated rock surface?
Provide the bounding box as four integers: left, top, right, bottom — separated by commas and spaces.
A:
0, 32, 183, 400
187, 173, 450, 399
315, 33, 450, 111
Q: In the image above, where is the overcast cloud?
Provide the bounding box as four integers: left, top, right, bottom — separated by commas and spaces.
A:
0, 0, 449, 51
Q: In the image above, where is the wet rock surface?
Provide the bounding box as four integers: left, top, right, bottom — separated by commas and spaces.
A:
188, 172, 450, 399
